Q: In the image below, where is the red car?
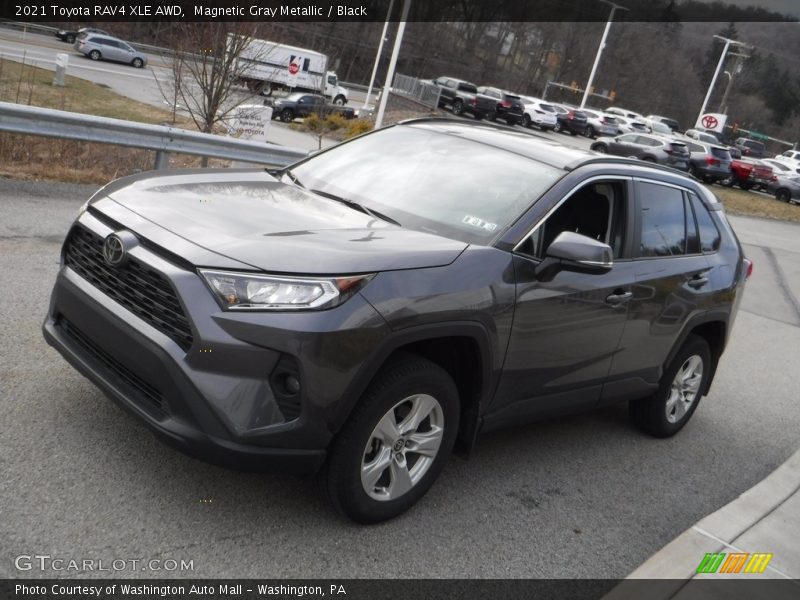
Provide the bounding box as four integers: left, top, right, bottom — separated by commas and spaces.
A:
724, 158, 775, 191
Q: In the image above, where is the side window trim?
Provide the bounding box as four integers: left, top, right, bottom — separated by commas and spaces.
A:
512, 175, 633, 258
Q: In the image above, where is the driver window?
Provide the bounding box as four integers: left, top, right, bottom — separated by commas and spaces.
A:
519, 181, 627, 260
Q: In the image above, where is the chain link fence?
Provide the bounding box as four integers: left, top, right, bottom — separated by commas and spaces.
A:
391, 74, 442, 110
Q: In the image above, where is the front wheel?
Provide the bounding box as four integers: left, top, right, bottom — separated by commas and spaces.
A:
451, 100, 464, 116
591, 143, 608, 153
554, 122, 563, 133
321, 355, 459, 523
131, 58, 144, 69
332, 95, 346, 106
66, 34, 75, 44
776, 189, 791, 202
630, 335, 710, 438
522, 114, 531, 128
585, 125, 596, 138
280, 108, 294, 123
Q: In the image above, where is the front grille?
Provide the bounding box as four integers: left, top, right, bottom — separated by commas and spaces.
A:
64, 226, 194, 351
59, 317, 165, 415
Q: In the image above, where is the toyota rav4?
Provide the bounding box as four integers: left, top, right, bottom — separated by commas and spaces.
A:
44, 119, 751, 523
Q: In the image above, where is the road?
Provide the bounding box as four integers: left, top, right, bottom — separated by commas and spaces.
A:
0, 28, 377, 152
1, 178, 799, 579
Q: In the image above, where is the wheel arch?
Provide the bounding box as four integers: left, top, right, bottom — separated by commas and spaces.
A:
329, 322, 494, 456
664, 314, 728, 396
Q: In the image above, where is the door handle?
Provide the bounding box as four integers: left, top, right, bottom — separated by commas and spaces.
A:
687, 274, 709, 289
605, 290, 633, 306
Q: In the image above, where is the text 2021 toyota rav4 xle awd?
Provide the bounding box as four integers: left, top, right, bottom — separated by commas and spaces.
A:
44, 119, 751, 523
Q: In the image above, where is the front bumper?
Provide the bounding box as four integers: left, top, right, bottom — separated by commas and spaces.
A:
43, 213, 390, 473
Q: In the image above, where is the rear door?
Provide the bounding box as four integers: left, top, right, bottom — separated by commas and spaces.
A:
605, 179, 711, 393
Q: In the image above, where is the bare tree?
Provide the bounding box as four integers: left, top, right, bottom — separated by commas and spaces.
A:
169, 23, 264, 135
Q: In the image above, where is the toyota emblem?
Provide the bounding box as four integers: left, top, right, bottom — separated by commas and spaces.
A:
102, 234, 127, 267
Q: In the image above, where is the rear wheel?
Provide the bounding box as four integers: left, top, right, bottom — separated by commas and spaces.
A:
590, 142, 608, 153
630, 335, 710, 438
554, 121, 563, 133
280, 108, 294, 123
585, 125, 596, 138
522, 114, 531, 128
451, 100, 464, 116
89, 50, 101, 61
321, 355, 459, 523
66, 34, 75, 44
776, 189, 791, 202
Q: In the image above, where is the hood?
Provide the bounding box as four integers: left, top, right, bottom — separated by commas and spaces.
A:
90, 170, 467, 274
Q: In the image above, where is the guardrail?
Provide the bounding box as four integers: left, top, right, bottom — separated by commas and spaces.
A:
0, 102, 309, 169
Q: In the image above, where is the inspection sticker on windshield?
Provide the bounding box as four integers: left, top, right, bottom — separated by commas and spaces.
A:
462, 215, 498, 232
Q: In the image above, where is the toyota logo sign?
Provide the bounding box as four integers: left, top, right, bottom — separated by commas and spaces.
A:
102, 234, 127, 267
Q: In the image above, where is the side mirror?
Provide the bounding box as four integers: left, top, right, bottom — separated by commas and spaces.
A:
535, 231, 613, 282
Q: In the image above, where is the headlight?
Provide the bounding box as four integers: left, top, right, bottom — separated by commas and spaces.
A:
199, 270, 373, 311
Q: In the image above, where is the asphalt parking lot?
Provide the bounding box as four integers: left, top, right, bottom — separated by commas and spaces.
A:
2, 177, 799, 579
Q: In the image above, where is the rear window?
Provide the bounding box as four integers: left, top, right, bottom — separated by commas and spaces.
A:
711, 147, 731, 160
668, 142, 689, 153
604, 116, 618, 123
540, 104, 555, 112
458, 83, 478, 93
690, 195, 721, 253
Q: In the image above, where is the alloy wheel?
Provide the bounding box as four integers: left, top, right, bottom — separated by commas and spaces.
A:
361, 394, 444, 502
665, 355, 703, 424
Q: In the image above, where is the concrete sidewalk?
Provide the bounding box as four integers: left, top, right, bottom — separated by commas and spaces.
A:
606, 448, 800, 598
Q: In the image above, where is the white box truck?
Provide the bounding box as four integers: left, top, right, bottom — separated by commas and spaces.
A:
231, 35, 349, 105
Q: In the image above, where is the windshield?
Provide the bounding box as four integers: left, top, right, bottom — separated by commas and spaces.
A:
288, 126, 562, 244
651, 121, 671, 134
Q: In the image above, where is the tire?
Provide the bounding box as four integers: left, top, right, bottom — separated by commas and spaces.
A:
280, 108, 294, 123
452, 100, 464, 116
89, 50, 101, 61
554, 122, 563, 133
321, 355, 460, 524
740, 181, 753, 191
131, 58, 144, 69
332, 95, 346, 106
522, 114, 531, 128
256, 81, 273, 96
591, 143, 608, 153
776, 189, 791, 202
688, 164, 698, 178
66, 34, 75, 44
630, 335, 711, 438
585, 125, 596, 138
642, 156, 656, 163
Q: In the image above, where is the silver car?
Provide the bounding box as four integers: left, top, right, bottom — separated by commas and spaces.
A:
75, 34, 147, 68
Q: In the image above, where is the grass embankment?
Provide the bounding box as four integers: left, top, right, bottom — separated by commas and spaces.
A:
709, 186, 800, 224
0, 58, 217, 184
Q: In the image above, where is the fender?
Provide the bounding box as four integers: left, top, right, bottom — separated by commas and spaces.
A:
662, 310, 729, 396
327, 321, 495, 440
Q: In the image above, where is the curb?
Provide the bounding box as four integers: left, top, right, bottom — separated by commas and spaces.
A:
604, 448, 800, 598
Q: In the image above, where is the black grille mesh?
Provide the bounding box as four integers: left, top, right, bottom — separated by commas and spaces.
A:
64, 226, 194, 351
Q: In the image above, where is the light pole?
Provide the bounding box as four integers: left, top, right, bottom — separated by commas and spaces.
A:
696, 35, 749, 125
374, 0, 411, 129
580, 0, 628, 109
717, 52, 748, 115
363, 0, 395, 110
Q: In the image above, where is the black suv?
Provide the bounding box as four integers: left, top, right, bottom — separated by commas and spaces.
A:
43, 119, 750, 523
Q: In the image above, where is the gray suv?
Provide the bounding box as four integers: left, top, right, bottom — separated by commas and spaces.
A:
43, 119, 750, 523
75, 34, 147, 68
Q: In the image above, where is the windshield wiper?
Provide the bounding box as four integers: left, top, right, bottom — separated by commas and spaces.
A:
282, 169, 305, 188
310, 189, 401, 227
